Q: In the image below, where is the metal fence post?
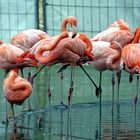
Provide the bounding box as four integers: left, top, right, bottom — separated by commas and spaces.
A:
42, 0, 47, 32
36, 0, 40, 29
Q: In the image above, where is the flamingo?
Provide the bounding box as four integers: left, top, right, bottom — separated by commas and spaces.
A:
91, 19, 133, 46
0, 41, 38, 70
91, 19, 133, 92
11, 16, 77, 51
17, 32, 96, 106
89, 19, 133, 114
88, 40, 122, 114
3, 68, 32, 127
11, 29, 49, 51
11, 16, 77, 107
122, 27, 140, 112
0, 41, 38, 123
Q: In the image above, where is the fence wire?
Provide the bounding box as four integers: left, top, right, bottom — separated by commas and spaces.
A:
0, 0, 38, 42
44, 0, 140, 38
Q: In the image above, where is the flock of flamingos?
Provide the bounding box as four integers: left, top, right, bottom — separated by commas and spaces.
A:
1, 16, 140, 128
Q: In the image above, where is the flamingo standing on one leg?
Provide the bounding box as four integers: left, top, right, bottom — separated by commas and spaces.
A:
88, 41, 122, 113
11, 16, 78, 107
89, 19, 133, 115
17, 32, 97, 107
3, 68, 32, 127
121, 27, 140, 114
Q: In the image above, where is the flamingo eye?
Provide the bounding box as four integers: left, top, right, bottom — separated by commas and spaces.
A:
42, 51, 49, 57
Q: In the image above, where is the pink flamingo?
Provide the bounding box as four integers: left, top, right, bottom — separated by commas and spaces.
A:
0, 41, 38, 70
89, 40, 122, 113
17, 32, 95, 106
122, 27, 140, 112
11, 16, 77, 107
90, 19, 133, 113
0, 41, 37, 123
11, 29, 49, 51
4, 68, 32, 127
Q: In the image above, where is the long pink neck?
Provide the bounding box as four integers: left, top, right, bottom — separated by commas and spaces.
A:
107, 42, 122, 70
132, 28, 140, 43
62, 19, 68, 32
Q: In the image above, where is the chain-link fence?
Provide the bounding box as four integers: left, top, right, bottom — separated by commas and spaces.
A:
0, 0, 38, 42
44, 0, 140, 37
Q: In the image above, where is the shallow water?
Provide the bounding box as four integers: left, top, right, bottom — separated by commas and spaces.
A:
0, 65, 140, 140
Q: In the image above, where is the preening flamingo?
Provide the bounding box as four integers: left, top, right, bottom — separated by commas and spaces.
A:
90, 19, 133, 114
0, 41, 37, 123
89, 40, 122, 113
91, 18, 133, 89
4, 69, 32, 126
11, 16, 77, 99
11, 29, 49, 51
17, 32, 93, 68
11, 16, 77, 52
122, 27, 140, 111
17, 32, 96, 106
91, 19, 133, 47
0, 42, 38, 70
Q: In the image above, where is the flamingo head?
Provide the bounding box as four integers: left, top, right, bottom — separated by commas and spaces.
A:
62, 16, 78, 38
78, 33, 94, 61
110, 19, 130, 30
17, 51, 39, 67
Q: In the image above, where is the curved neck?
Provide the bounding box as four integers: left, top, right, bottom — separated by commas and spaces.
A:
8, 69, 19, 86
132, 28, 140, 43
62, 16, 77, 38
36, 32, 69, 64
119, 24, 130, 31
107, 42, 122, 70
62, 19, 68, 32
78, 34, 92, 52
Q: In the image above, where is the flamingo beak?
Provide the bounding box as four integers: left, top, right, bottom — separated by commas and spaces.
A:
71, 26, 77, 38
27, 60, 39, 67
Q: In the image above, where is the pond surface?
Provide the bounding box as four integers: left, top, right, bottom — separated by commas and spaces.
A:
0, 65, 140, 140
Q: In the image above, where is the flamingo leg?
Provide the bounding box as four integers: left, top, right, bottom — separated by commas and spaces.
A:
112, 71, 115, 113
129, 74, 133, 83
59, 63, 68, 108
27, 68, 31, 111
5, 101, 9, 123
11, 104, 16, 128
134, 76, 139, 114
79, 65, 100, 97
99, 71, 102, 117
47, 67, 51, 106
28, 67, 43, 127
30, 65, 46, 85
4, 70, 9, 123
116, 69, 121, 100
68, 67, 75, 107
60, 63, 64, 105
